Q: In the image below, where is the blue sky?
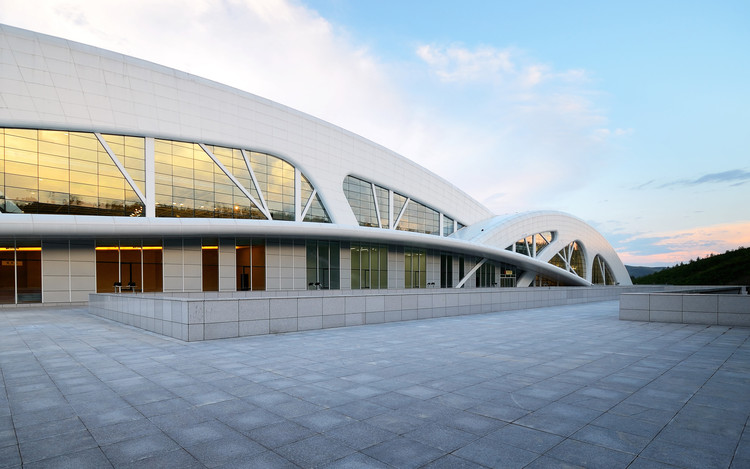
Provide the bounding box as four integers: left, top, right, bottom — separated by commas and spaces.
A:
1, 0, 748, 266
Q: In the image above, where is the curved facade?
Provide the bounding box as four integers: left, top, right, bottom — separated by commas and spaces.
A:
0, 24, 631, 305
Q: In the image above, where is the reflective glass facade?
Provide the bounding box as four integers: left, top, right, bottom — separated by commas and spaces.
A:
508, 231, 555, 257
236, 238, 266, 291
204, 144, 266, 219
248, 151, 295, 221
404, 248, 427, 288
155, 141, 241, 218
476, 263, 496, 288
0, 128, 329, 223
0, 129, 144, 216
301, 174, 331, 223
350, 243, 388, 289
306, 240, 340, 289
375, 185, 390, 229
397, 199, 440, 235
343, 176, 379, 227
592, 254, 616, 285
343, 175, 459, 236
440, 254, 453, 288
95, 240, 163, 293
443, 216, 455, 237
202, 239, 219, 292
549, 241, 586, 279
0, 241, 42, 304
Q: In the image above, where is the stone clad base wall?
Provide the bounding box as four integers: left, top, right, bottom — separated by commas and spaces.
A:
620, 289, 750, 326
89, 286, 660, 341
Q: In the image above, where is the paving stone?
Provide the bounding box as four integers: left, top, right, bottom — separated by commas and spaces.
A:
330, 400, 390, 420
1, 301, 749, 468
420, 453, 487, 469
164, 420, 241, 447
119, 449, 203, 469
184, 433, 266, 467
324, 421, 397, 450
640, 438, 734, 469
482, 423, 564, 453
20, 447, 112, 469
364, 410, 428, 435
545, 434, 636, 467
453, 438, 540, 468
87, 418, 162, 446
571, 423, 651, 454
13, 417, 86, 444
292, 409, 353, 432
218, 407, 284, 434
0, 445, 21, 469
18, 429, 98, 464
246, 420, 316, 449
361, 437, 444, 469
275, 434, 356, 468
101, 432, 180, 466
215, 449, 299, 469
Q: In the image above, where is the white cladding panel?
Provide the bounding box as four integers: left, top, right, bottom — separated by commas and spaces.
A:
0, 24, 493, 227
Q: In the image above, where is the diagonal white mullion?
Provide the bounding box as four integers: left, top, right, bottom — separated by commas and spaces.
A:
95, 133, 146, 205
240, 149, 269, 215
199, 144, 270, 220
456, 258, 487, 288
393, 198, 410, 230
300, 188, 316, 220
371, 183, 382, 228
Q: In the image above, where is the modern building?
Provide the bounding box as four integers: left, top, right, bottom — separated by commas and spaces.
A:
0, 24, 631, 306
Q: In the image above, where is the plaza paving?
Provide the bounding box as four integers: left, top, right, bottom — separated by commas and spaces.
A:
0, 301, 748, 469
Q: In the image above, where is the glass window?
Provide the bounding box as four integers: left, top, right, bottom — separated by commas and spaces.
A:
0, 243, 15, 304
0, 241, 41, 304
350, 242, 387, 289
236, 238, 266, 291
397, 199, 440, 235
306, 240, 340, 290
343, 176, 378, 227
443, 216, 455, 237
375, 185, 389, 229
0, 129, 144, 217
549, 241, 586, 279
475, 262, 496, 288
509, 232, 555, 257
301, 174, 331, 223
592, 255, 615, 285
203, 145, 265, 220
440, 254, 453, 288
202, 238, 219, 292
250, 151, 295, 220
404, 248, 426, 288
458, 257, 465, 288
95, 240, 163, 293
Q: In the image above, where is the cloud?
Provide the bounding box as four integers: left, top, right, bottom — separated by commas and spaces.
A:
0, 0, 625, 217
416, 44, 515, 83
0, 0, 406, 142
659, 168, 750, 188
615, 220, 750, 266
409, 43, 632, 212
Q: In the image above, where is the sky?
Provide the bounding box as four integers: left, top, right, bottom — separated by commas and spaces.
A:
1, 0, 748, 266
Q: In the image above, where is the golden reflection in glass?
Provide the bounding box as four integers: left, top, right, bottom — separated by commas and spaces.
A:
0, 129, 144, 216
250, 151, 294, 220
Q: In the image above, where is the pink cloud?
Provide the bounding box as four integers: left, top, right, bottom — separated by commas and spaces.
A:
618, 221, 750, 266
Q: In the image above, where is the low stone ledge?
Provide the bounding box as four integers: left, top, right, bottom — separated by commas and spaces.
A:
91, 286, 656, 341
620, 287, 749, 326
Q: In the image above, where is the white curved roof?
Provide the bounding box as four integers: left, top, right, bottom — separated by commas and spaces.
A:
0, 24, 632, 286
0, 24, 492, 226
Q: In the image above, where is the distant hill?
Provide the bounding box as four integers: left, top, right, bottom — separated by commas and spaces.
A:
626, 265, 666, 279
633, 247, 750, 285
